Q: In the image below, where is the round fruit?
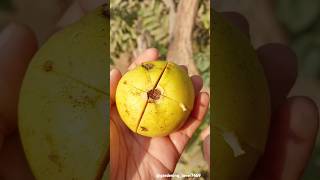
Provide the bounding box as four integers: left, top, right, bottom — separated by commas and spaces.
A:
116, 61, 195, 137
212, 11, 271, 179
19, 5, 109, 180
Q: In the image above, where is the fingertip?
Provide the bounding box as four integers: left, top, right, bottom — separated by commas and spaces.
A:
252, 96, 319, 180
143, 48, 160, 60
179, 65, 188, 74
56, 0, 105, 29
128, 48, 159, 70
176, 92, 210, 140
202, 91, 210, 104
56, 2, 85, 29
200, 126, 210, 141
221, 12, 250, 37
191, 75, 203, 93
257, 43, 298, 110
0, 23, 38, 54
191, 92, 210, 120
289, 96, 319, 141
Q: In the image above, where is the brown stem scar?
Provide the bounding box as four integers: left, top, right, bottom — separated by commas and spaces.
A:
147, 88, 161, 101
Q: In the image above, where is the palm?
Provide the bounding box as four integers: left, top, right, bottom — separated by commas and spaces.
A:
110, 102, 205, 177
110, 106, 179, 179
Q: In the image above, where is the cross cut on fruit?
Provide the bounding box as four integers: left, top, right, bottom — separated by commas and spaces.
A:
19, 5, 109, 180
116, 61, 195, 137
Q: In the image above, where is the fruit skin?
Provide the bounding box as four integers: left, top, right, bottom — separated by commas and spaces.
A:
116, 61, 195, 137
212, 11, 271, 179
19, 5, 108, 180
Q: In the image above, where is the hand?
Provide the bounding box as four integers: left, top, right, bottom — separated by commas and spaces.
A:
110, 49, 210, 179
201, 13, 319, 180
0, 0, 104, 179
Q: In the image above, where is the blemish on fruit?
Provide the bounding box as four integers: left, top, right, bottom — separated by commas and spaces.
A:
140, 126, 148, 131
43, 60, 53, 72
147, 88, 161, 101
142, 63, 154, 70
68, 94, 98, 108
125, 109, 130, 115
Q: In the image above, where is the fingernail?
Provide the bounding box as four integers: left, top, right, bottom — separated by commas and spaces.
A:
0, 23, 20, 46
290, 97, 319, 140
110, 69, 117, 77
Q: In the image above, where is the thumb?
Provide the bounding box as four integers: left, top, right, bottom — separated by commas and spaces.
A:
110, 68, 122, 105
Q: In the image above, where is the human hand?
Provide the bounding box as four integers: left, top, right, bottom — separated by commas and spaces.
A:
0, 0, 104, 179
110, 49, 210, 179
201, 12, 319, 180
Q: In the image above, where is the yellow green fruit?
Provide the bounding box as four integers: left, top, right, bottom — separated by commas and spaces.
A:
116, 61, 195, 137
19, 5, 109, 180
212, 11, 271, 179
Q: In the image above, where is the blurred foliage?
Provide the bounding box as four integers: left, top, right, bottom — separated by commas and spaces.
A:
0, 0, 13, 11
110, 0, 169, 61
194, 46, 210, 86
110, 0, 210, 64
277, 0, 320, 79
277, 0, 320, 179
